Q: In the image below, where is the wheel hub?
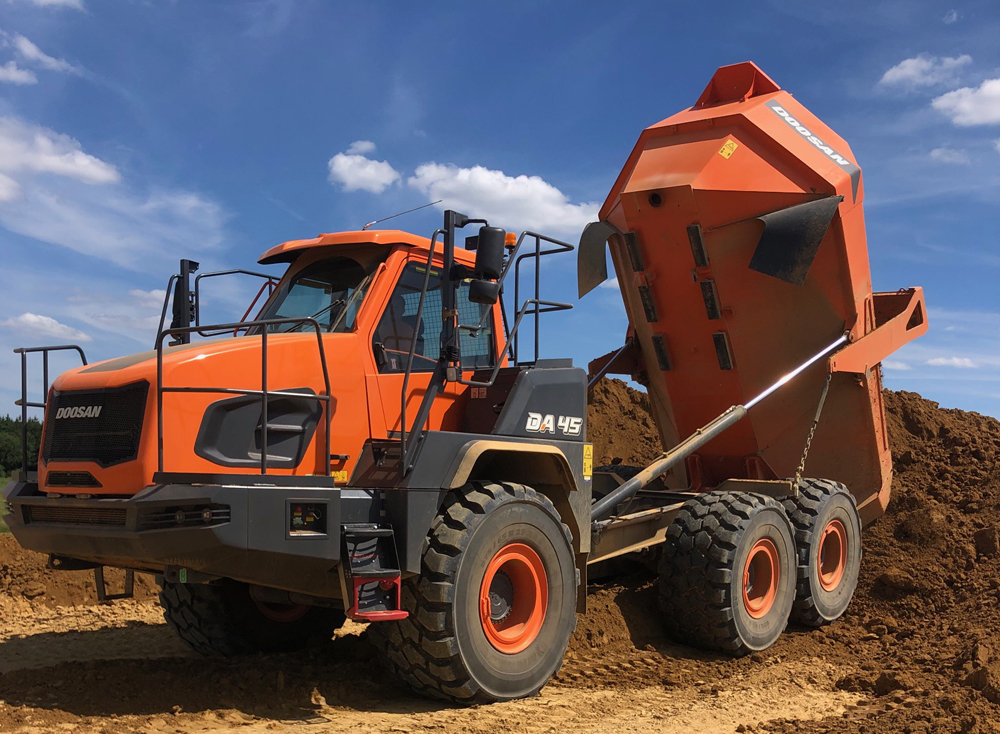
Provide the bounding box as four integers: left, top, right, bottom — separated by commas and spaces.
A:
818, 519, 848, 591
743, 538, 779, 619
479, 543, 548, 655
488, 570, 514, 623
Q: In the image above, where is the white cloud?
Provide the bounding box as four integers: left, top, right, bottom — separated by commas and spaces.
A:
995, 140, 1000, 155
879, 54, 972, 88
0, 117, 119, 184
0, 312, 90, 342
0, 184, 227, 273
327, 141, 400, 194
408, 163, 598, 236
926, 356, 977, 368
0, 172, 19, 201
127, 288, 167, 310
882, 360, 911, 371
0, 117, 226, 274
933, 79, 1000, 126
0, 60, 37, 85
16, 0, 84, 8
943, 9, 959, 23
928, 146, 971, 164
346, 140, 375, 155
13, 34, 81, 75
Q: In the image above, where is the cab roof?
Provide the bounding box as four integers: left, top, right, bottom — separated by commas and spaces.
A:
258, 228, 477, 266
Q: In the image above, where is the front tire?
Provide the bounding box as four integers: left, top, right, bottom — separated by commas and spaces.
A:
658, 491, 796, 655
159, 579, 345, 656
368, 480, 578, 704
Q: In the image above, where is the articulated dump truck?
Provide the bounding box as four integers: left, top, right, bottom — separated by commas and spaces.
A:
4, 62, 926, 703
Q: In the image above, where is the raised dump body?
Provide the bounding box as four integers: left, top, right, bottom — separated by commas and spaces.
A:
581, 62, 926, 524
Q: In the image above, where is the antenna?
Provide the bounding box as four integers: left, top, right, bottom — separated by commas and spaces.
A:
362, 200, 443, 230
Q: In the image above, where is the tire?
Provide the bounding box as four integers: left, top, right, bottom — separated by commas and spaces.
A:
368, 480, 578, 704
159, 579, 345, 656
781, 478, 862, 627
658, 491, 796, 655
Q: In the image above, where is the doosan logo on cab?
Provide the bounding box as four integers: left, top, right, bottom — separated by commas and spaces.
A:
55, 406, 103, 419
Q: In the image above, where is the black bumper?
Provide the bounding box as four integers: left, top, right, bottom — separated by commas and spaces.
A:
3, 479, 376, 599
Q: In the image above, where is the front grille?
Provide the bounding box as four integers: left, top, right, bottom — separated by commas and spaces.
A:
138, 505, 231, 530
46, 471, 102, 488
26, 505, 127, 527
42, 382, 148, 467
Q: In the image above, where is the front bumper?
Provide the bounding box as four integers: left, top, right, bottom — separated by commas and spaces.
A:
3, 479, 375, 599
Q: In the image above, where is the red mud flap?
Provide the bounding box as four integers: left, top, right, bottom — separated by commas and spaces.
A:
342, 524, 409, 622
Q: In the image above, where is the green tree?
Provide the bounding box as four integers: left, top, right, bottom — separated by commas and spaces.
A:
0, 416, 43, 473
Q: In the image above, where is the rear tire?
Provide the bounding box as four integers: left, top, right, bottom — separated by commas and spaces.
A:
159, 579, 345, 656
368, 480, 578, 704
781, 478, 862, 627
658, 491, 796, 655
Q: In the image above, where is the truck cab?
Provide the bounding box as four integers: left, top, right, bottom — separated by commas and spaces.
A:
34, 230, 503, 494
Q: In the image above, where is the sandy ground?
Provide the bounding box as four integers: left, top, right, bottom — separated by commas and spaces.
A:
0, 588, 865, 734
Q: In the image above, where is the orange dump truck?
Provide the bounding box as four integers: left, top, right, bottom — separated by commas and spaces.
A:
4, 62, 924, 703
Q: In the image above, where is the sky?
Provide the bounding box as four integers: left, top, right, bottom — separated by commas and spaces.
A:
0, 0, 998, 422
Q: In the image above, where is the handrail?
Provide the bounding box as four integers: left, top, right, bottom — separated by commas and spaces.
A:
512, 232, 574, 364
155, 268, 279, 345
13, 344, 89, 476
397, 219, 575, 475
399, 230, 443, 467
156, 317, 332, 477
194, 269, 279, 328
456, 298, 572, 388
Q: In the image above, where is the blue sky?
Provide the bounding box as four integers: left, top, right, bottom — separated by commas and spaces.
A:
0, 0, 998, 421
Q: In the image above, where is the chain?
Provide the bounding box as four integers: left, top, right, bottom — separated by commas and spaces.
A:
795, 372, 833, 489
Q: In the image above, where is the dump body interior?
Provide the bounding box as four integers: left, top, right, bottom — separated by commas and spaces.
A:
595, 62, 926, 523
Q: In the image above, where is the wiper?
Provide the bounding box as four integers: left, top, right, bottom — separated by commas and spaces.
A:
288, 299, 346, 332
328, 271, 376, 332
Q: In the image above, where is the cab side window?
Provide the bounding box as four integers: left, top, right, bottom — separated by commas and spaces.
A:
373, 262, 495, 373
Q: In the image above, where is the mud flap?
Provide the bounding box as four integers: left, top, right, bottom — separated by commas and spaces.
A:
578, 221, 621, 297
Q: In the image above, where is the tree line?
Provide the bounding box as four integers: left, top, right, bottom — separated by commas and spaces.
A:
0, 415, 43, 476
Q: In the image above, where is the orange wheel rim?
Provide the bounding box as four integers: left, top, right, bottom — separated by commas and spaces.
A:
479, 542, 548, 654
743, 538, 779, 619
818, 519, 848, 591
253, 599, 310, 623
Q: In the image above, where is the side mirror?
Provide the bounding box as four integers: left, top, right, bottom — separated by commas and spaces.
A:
469, 279, 500, 305
475, 226, 505, 280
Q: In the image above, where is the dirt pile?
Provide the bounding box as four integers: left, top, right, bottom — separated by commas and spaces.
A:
0, 535, 157, 608
587, 378, 663, 466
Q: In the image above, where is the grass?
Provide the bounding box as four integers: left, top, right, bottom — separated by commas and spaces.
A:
0, 473, 10, 533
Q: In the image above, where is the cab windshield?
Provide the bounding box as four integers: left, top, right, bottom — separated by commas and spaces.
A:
258, 257, 373, 333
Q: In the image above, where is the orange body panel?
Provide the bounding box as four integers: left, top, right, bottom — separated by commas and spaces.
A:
39, 230, 493, 496
599, 62, 925, 523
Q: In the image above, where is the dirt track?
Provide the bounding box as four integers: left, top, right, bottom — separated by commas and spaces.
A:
1, 381, 999, 733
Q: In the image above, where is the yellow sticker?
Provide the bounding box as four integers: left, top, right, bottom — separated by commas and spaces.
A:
583, 444, 593, 480
718, 139, 739, 159
332, 470, 349, 484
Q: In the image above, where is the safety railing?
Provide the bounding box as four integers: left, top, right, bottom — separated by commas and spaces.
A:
156, 268, 279, 344
13, 345, 89, 476
397, 224, 575, 472
457, 298, 572, 388
511, 232, 575, 364
155, 317, 332, 476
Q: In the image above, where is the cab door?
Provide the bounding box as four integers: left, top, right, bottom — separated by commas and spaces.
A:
370, 256, 496, 438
